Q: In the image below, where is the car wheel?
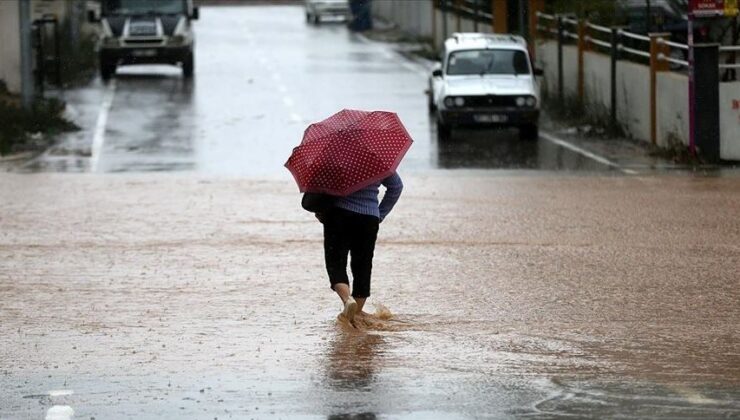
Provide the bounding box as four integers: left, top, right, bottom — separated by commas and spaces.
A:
313, 14, 320, 24
427, 86, 436, 113
520, 124, 539, 140
437, 120, 451, 140
183, 52, 194, 79
100, 57, 116, 81
306, 12, 312, 23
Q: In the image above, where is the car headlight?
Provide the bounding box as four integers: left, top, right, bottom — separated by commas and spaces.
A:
454, 97, 465, 107
526, 96, 537, 107
444, 97, 455, 107
516, 96, 527, 107
169, 35, 186, 45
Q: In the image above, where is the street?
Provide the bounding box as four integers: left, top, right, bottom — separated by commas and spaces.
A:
1, 4, 739, 419
17, 5, 652, 175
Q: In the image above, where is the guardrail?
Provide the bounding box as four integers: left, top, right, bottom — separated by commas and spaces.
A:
536, 11, 736, 74
534, 11, 737, 148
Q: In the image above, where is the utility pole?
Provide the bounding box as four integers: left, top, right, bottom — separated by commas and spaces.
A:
646, 0, 652, 33
19, 0, 34, 109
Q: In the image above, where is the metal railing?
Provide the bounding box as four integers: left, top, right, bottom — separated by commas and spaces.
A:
536, 12, 736, 72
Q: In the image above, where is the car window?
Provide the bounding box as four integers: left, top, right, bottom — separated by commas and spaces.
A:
103, 0, 186, 15
447, 49, 530, 76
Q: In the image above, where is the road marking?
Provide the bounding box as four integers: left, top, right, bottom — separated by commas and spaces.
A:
540, 131, 639, 175
355, 33, 430, 77
282, 96, 294, 107
49, 390, 74, 397
277, 84, 288, 93
90, 80, 116, 173
290, 113, 303, 122
45, 405, 74, 420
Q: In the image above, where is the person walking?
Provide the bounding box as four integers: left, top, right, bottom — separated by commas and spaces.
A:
285, 109, 412, 324
320, 172, 403, 324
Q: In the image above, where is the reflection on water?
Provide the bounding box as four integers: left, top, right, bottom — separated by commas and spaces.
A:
327, 413, 377, 420
326, 325, 386, 390
434, 125, 612, 171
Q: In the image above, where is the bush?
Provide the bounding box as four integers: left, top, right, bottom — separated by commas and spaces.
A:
0, 84, 78, 156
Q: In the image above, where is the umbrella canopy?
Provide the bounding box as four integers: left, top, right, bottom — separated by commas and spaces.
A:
285, 109, 413, 196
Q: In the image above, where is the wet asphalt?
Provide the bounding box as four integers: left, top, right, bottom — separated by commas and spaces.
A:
17, 4, 654, 176
1, 4, 740, 420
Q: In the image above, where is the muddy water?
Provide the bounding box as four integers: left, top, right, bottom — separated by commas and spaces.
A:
1, 173, 739, 418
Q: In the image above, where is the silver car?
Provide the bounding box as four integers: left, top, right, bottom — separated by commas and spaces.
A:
305, 0, 350, 24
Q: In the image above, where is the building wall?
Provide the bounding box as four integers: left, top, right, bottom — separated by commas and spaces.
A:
0, 1, 22, 94
719, 81, 740, 160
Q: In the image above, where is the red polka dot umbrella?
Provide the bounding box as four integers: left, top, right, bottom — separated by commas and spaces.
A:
285, 109, 413, 196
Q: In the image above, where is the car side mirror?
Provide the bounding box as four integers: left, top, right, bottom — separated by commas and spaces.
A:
87, 10, 99, 23
533, 67, 544, 76
191, 6, 199, 20
432, 69, 443, 78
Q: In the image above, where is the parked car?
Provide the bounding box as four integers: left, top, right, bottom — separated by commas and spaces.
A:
429, 33, 543, 140
88, 0, 199, 80
305, 0, 350, 24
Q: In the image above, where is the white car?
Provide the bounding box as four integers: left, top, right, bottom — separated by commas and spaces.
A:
305, 0, 350, 24
429, 33, 543, 140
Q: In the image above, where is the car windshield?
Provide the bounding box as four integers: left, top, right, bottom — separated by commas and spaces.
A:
103, 0, 185, 15
447, 49, 530, 76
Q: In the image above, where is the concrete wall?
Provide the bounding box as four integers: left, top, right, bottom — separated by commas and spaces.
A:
432, 10, 492, 49
372, 1, 494, 50
719, 82, 740, 160
372, 0, 433, 39
538, 41, 651, 142
616, 60, 651, 142
0, 1, 21, 94
583, 50, 611, 112
656, 72, 689, 148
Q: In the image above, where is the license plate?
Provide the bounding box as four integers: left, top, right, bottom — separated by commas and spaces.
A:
132, 49, 157, 57
474, 114, 508, 123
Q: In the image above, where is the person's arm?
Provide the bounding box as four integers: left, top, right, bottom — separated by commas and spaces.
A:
379, 173, 403, 221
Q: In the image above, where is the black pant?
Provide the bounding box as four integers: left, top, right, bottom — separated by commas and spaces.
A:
323, 208, 379, 298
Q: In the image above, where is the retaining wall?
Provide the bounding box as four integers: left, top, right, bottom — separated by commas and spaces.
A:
616, 60, 651, 143
656, 73, 689, 148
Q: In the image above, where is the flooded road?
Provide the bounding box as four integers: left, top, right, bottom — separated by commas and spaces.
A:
1, 173, 739, 418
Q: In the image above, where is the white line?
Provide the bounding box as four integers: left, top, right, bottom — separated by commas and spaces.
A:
540, 131, 638, 175
282, 96, 294, 107
277, 84, 288, 93
90, 80, 116, 173
290, 113, 303, 122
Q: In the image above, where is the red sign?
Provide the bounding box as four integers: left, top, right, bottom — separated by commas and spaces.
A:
689, 0, 726, 16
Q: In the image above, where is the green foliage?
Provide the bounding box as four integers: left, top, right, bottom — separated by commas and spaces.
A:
0, 85, 78, 156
